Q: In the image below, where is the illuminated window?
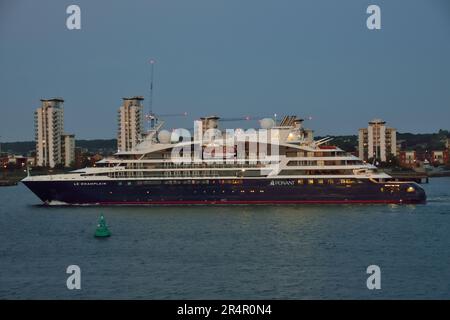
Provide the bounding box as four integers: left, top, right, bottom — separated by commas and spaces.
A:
318, 179, 324, 184
297, 179, 304, 184
308, 179, 314, 185
327, 179, 334, 184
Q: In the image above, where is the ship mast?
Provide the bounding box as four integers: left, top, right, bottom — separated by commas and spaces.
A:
148, 58, 156, 130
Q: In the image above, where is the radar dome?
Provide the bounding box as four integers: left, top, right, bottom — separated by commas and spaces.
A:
171, 130, 180, 143
158, 130, 171, 144
260, 118, 275, 129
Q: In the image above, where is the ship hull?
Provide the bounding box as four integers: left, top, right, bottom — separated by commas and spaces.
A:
22, 178, 426, 205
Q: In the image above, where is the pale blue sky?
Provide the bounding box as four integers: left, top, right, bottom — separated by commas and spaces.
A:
1, 0, 449, 141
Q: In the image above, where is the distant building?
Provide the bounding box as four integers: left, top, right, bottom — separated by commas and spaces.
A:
61, 134, 75, 167
396, 140, 406, 157
358, 119, 397, 162
399, 150, 417, 168
26, 157, 35, 167
88, 153, 103, 167
34, 98, 75, 168
117, 96, 144, 152
35, 98, 65, 167
74, 147, 84, 168
0, 155, 8, 168
431, 150, 449, 165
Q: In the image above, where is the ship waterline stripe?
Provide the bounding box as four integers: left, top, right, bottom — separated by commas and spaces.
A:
65, 199, 424, 205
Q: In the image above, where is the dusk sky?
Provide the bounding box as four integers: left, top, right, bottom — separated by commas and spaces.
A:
1, 0, 450, 141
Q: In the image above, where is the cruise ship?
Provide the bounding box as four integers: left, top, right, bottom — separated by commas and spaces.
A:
22, 115, 426, 205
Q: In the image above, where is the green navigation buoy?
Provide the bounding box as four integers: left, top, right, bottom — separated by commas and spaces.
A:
95, 213, 111, 238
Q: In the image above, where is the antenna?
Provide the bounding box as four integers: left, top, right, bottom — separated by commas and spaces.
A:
148, 59, 155, 129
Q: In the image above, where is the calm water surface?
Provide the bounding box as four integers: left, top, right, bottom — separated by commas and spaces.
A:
1, 178, 450, 299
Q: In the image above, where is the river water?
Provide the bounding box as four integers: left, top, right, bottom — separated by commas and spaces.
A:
1, 178, 449, 299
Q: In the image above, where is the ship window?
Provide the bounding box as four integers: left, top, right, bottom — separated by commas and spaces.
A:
127, 182, 132, 186
318, 179, 324, 184
259, 190, 265, 193
143, 180, 161, 185
286, 152, 297, 157
297, 179, 304, 184
308, 179, 314, 185
327, 179, 334, 184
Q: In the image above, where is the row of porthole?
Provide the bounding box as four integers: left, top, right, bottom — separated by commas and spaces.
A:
193, 189, 265, 194
380, 186, 415, 193
108, 189, 266, 195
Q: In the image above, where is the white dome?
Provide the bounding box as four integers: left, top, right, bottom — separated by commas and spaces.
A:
157, 130, 171, 144
171, 131, 180, 143
260, 118, 275, 129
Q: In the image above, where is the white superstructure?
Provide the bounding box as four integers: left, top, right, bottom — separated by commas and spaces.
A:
27, 115, 391, 182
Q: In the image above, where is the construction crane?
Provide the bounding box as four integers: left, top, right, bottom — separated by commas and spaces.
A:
219, 115, 253, 122
145, 112, 188, 120
145, 111, 188, 129
144, 59, 189, 129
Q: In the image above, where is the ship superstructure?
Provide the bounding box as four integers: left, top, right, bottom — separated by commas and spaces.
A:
22, 115, 426, 205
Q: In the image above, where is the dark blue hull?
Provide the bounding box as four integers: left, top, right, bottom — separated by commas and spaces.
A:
22, 178, 426, 205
